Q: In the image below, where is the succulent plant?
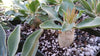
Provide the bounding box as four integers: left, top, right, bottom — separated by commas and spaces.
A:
40, 0, 100, 47
0, 24, 43, 56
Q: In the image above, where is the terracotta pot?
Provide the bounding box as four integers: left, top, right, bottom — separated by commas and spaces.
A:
58, 29, 75, 48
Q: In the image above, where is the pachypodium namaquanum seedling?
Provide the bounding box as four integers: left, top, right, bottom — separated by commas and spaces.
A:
58, 8, 78, 47
40, 0, 100, 47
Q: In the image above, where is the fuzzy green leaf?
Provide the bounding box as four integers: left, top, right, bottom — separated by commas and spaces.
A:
7, 25, 20, 56
76, 10, 84, 20
40, 20, 62, 30
29, 0, 40, 13
72, 0, 79, 3
76, 17, 100, 29
47, 0, 57, 4
32, 42, 39, 56
80, 0, 92, 12
85, 10, 96, 18
5, 10, 15, 16
38, 15, 48, 22
62, 22, 75, 32
61, 22, 67, 31
13, 0, 28, 10
96, 2, 100, 14
41, 6, 62, 22
0, 22, 11, 30
59, 0, 74, 16
21, 29, 43, 56
0, 24, 7, 56
87, 0, 95, 10
0, 0, 2, 2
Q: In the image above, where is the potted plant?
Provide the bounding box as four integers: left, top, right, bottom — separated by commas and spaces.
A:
39, 0, 100, 47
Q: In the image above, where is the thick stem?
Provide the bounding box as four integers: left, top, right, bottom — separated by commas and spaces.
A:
58, 29, 75, 48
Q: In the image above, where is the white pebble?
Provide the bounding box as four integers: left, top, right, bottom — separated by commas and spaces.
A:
51, 53, 56, 56
85, 52, 90, 56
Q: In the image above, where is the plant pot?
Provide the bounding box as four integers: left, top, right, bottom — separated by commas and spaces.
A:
58, 29, 75, 48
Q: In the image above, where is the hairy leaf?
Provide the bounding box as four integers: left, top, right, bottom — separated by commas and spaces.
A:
0, 24, 7, 56
7, 25, 20, 56
41, 6, 62, 22
85, 10, 96, 18
29, 0, 40, 13
21, 29, 43, 56
62, 22, 75, 32
47, 0, 57, 4
96, 2, 100, 14
5, 10, 15, 16
80, 0, 92, 12
59, 0, 74, 16
76, 10, 84, 20
40, 20, 62, 30
76, 17, 100, 29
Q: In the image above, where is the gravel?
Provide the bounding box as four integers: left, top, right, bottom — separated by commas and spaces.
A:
38, 29, 100, 56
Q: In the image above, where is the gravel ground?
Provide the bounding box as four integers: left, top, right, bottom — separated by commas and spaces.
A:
38, 29, 100, 56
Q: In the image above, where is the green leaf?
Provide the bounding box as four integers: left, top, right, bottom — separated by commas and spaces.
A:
40, 20, 62, 30
96, 2, 100, 14
14, 13, 24, 17
91, 0, 95, 10
87, 0, 95, 10
0, 22, 11, 30
62, 22, 75, 32
21, 29, 43, 56
41, 6, 62, 22
0, 24, 7, 56
29, 0, 40, 13
79, 0, 92, 12
59, 0, 74, 16
87, 0, 96, 9
61, 21, 67, 31
75, 5, 85, 11
32, 42, 39, 56
25, 16, 35, 24
72, 0, 79, 3
7, 25, 20, 56
85, 10, 96, 18
5, 10, 15, 16
47, 0, 57, 4
18, 10, 27, 16
76, 10, 84, 20
38, 15, 49, 22
55, 5, 60, 12
13, 0, 28, 10
0, 0, 2, 2
76, 17, 100, 29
